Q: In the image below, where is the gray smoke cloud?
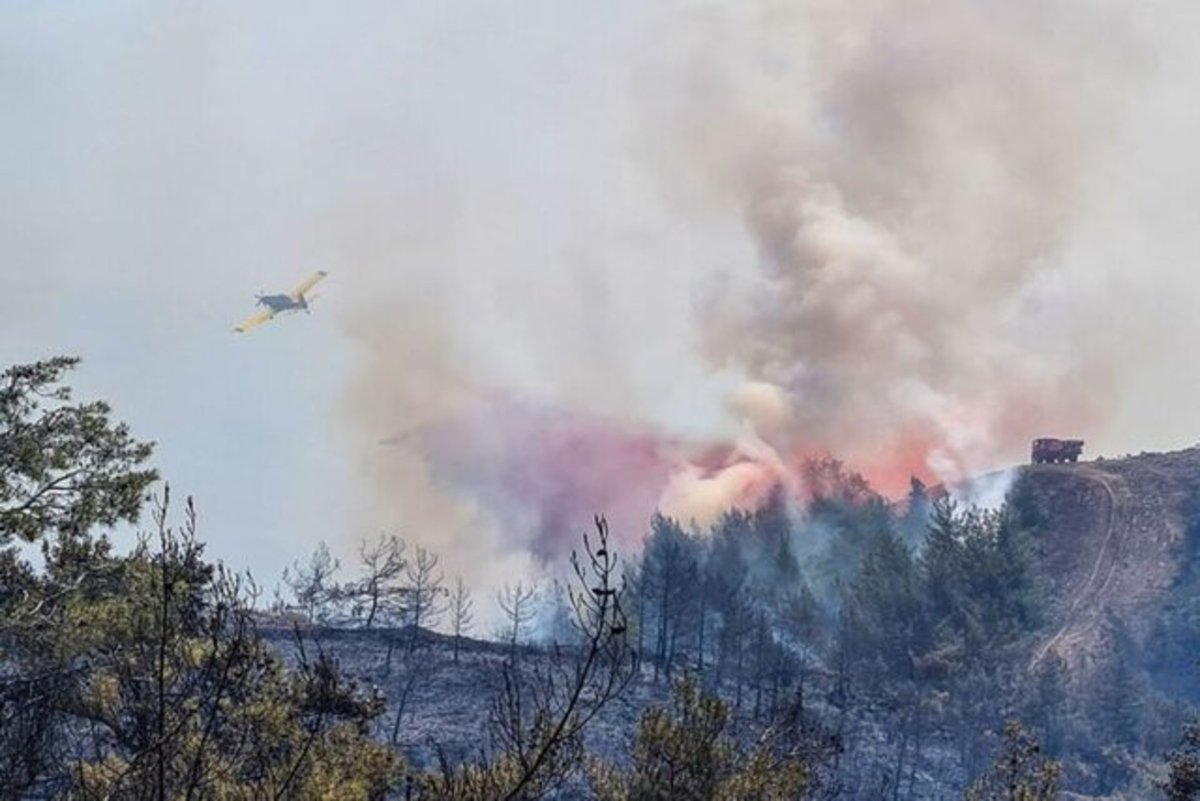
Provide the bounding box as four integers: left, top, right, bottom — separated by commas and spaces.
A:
10, 1, 1200, 604
343, 0, 1200, 593
633, 0, 1148, 489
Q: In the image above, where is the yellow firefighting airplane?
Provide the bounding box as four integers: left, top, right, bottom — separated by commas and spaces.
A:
234, 271, 327, 333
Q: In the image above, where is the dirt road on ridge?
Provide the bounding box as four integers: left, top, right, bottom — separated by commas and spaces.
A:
1029, 464, 1133, 670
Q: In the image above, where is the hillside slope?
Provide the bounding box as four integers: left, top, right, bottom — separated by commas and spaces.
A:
1022, 447, 1200, 676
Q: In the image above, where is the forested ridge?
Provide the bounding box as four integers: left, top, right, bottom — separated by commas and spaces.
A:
5, 357, 1200, 800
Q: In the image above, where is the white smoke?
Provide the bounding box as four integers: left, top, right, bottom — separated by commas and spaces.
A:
8, 1, 1200, 594
633, 0, 1147, 490
343, 0, 1200, 589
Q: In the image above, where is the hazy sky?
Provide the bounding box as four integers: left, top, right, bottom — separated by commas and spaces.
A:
5, 1, 1200, 596
0, 0, 730, 590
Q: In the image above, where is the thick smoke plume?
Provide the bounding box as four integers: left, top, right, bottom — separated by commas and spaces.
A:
643, 0, 1138, 486
341, 0, 1183, 583
7, 1, 1200, 596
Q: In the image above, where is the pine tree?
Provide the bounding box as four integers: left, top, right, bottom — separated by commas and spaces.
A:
964, 721, 1060, 801
923, 498, 966, 632
347, 533, 407, 629
1166, 722, 1200, 801
640, 514, 699, 681
449, 576, 474, 664
589, 676, 810, 801
283, 541, 341, 624
845, 529, 925, 678
751, 485, 801, 591
899, 476, 932, 548
497, 580, 538, 655
0, 357, 157, 544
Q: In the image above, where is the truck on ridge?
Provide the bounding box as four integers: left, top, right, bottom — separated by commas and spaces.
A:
1032, 438, 1085, 465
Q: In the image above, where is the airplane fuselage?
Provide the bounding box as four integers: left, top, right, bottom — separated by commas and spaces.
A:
258, 294, 303, 313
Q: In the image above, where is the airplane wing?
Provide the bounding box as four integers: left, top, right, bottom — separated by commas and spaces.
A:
288, 270, 328, 301
235, 308, 274, 333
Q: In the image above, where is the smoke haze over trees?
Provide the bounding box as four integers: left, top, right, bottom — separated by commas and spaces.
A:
7, 0, 1200, 796
6, 0, 1200, 603
329, 0, 1200, 592
7, 358, 1200, 800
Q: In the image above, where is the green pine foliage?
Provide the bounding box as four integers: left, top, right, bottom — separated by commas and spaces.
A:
588, 675, 810, 801
0, 359, 401, 798
6, 357, 1195, 799
964, 722, 1061, 801
0, 357, 157, 543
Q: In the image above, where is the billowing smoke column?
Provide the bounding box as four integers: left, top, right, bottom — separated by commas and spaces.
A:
646, 0, 1134, 489
342, 0, 1146, 579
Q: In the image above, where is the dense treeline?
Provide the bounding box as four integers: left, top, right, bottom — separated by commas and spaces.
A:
619, 460, 1200, 797
4, 357, 1200, 799
617, 467, 1048, 797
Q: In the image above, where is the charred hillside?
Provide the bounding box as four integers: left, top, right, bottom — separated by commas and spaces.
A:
1019, 447, 1200, 681
258, 451, 1200, 799
9, 351, 1200, 800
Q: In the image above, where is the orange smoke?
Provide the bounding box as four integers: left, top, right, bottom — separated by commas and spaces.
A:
402, 391, 950, 560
